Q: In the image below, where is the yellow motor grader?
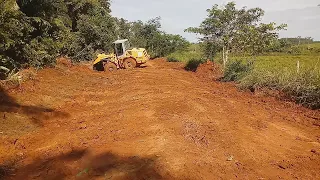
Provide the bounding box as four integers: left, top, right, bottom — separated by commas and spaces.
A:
93, 39, 150, 72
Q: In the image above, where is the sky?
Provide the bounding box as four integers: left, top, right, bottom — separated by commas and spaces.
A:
110, 0, 320, 42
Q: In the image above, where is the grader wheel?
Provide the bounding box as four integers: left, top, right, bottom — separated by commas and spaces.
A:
123, 58, 137, 69
104, 62, 117, 72
93, 62, 104, 71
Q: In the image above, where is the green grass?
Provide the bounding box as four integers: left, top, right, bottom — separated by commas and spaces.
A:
166, 44, 203, 63
229, 55, 320, 71
299, 42, 320, 49
166, 44, 205, 71
225, 55, 320, 109
296, 43, 320, 55
267, 42, 320, 56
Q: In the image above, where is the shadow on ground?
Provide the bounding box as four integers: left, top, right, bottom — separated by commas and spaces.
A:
2, 149, 165, 180
137, 65, 148, 69
0, 87, 69, 126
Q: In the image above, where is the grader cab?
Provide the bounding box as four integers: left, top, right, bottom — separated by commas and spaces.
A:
93, 39, 150, 72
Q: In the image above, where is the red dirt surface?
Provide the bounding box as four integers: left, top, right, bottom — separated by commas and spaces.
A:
196, 60, 223, 81
56, 57, 73, 68
0, 59, 319, 179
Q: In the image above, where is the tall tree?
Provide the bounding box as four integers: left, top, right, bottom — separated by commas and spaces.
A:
114, 17, 190, 58
232, 23, 287, 57
185, 2, 285, 66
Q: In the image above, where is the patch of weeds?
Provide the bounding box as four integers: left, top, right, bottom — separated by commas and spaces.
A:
166, 57, 180, 62
222, 60, 253, 82
76, 168, 90, 177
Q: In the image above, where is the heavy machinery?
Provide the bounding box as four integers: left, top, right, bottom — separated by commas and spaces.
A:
93, 39, 150, 72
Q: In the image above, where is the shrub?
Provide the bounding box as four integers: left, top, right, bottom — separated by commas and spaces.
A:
166, 44, 203, 63
222, 60, 253, 82
167, 57, 180, 62
282, 68, 320, 109
184, 58, 206, 72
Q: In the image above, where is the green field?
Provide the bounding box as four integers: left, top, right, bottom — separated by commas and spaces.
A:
225, 51, 320, 109
167, 44, 203, 62
228, 55, 320, 72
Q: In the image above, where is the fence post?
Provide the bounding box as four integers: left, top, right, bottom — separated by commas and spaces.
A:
297, 60, 300, 74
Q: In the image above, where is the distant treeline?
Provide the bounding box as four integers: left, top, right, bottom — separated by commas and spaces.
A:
280, 37, 314, 45
0, 0, 189, 79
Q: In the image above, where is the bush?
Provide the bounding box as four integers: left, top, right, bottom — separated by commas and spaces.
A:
167, 57, 180, 62
239, 66, 320, 109
222, 60, 253, 82
286, 71, 320, 109
184, 58, 206, 72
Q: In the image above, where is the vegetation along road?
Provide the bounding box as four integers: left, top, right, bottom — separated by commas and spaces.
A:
0, 59, 319, 179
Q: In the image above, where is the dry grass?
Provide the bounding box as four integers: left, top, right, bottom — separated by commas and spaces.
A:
0, 69, 37, 89
225, 55, 320, 109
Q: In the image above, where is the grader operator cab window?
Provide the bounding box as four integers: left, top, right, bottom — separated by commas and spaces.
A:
114, 39, 131, 57
124, 41, 131, 51
115, 43, 124, 57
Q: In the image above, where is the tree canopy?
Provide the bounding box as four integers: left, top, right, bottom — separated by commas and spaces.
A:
185, 2, 286, 66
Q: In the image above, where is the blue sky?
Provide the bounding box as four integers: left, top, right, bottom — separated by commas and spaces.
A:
110, 0, 320, 42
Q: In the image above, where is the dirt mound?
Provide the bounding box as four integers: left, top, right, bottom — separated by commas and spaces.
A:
70, 62, 94, 73
56, 57, 73, 68
196, 60, 223, 80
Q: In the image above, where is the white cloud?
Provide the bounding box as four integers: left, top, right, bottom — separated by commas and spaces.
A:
111, 0, 320, 41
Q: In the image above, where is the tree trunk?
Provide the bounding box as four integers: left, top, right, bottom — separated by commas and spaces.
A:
225, 48, 229, 67
210, 46, 213, 61
223, 46, 226, 68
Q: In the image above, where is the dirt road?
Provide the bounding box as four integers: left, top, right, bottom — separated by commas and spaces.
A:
1, 59, 319, 179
